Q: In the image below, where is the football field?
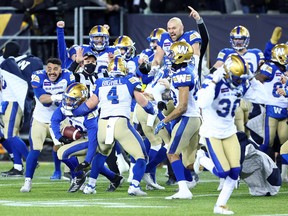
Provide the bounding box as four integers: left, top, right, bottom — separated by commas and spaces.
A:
0, 161, 288, 216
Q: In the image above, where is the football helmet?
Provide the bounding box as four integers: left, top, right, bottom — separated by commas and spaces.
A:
224, 54, 249, 88
230, 25, 250, 51
168, 41, 194, 65
89, 25, 109, 51
147, 28, 166, 42
113, 35, 136, 61
108, 56, 127, 76
271, 43, 288, 65
62, 83, 88, 110
147, 28, 166, 49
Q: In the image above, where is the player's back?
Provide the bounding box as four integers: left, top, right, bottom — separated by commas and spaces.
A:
96, 75, 139, 119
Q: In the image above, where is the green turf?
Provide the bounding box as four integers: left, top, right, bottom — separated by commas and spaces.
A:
0, 161, 288, 216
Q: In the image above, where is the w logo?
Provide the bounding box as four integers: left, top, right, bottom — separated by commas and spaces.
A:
177, 45, 188, 54
274, 47, 285, 56
273, 107, 282, 114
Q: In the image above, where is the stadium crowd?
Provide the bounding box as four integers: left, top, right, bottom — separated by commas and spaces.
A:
0, 1, 288, 215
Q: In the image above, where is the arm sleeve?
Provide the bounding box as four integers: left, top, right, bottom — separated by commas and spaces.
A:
50, 107, 65, 140
57, 27, 68, 68
197, 81, 216, 109
197, 19, 209, 84
264, 41, 275, 61
84, 117, 98, 163
243, 79, 268, 104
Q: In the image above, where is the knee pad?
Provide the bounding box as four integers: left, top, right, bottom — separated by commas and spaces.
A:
229, 167, 241, 180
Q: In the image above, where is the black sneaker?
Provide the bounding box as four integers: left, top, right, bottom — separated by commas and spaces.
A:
68, 174, 86, 193
166, 177, 177, 186
1, 167, 14, 176
106, 175, 124, 192
62, 172, 72, 181
2, 168, 23, 177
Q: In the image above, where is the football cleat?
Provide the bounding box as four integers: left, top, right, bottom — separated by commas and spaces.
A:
213, 205, 234, 215
83, 184, 96, 194
142, 173, 165, 190
68, 174, 86, 193
165, 190, 193, 200
128, 184, 147, 196
106, 175, 124, 192
2, 168, 23, 177
187, 180, 197, 189
194, 149, 205, 174
50, 171, 61, 180
166, 177, 177, 186
20, 179, 32, 193
62, 172, 72, 181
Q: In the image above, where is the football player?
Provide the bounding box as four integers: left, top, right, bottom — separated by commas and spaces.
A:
82, 25, 118, 78
211, 25, 265, 137
0, 41, 43, 177
255, 44, 288, 170
72, 57, 155, 196
56, 20, 80, 68
154, 41, 201, 199
195, 54, 268, 214
151, 6, 202, 76
50, 82, 124, 193
20, 58, 75, 192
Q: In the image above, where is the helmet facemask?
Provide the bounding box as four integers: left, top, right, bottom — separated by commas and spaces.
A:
62, 83, 88, 111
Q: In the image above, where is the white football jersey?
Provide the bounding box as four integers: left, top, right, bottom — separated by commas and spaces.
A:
198, 67, 268, 139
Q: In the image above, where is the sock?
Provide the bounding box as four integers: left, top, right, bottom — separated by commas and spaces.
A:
90, 153, 107, 179
171, 159, 185, 182
281, 154, 288, 164
216, 176, 236, 207
184, 167, 192, 182
52, 150, 61, 173
1, 139, 13, 155
132, 158, 146, 182
13, 136, 29, 159
131, 179, 140, 187
199, 155, 218, 176
88, 177, 97, 187
146, 146, 167, 173
62, 156, 83, 178
100, 165, 116, 181
25, 150, 40, 178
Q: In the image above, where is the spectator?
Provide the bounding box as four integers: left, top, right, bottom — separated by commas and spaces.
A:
241, 0, 268, 14
224, 0, 242, 14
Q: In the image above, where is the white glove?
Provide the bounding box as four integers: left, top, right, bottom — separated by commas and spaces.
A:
148, 65, 160, 77
60, 107, 73, 117
51, 94, 63, 102
240, 69, 254, 80
212, 69, 225, 83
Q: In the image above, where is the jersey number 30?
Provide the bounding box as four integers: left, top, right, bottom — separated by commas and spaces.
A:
217, 98, 240, 117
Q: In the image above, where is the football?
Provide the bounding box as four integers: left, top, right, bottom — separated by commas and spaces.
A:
61, 126, 82, 141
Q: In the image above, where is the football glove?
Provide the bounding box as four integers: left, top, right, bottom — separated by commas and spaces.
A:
157, 101, 167, 111
75, 161, 90, 172
212, 69, 225, 83
60, 107, 73, 117
51, 93, 63, 102
59, 136, 73, 144
154, 120, 167, 135
148, 65, 160, 77
270, 26, 282, 44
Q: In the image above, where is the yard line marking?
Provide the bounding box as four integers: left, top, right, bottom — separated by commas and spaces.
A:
0, 200, 170, 208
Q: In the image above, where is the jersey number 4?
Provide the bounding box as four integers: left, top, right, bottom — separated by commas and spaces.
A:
107, 86, 119, 104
